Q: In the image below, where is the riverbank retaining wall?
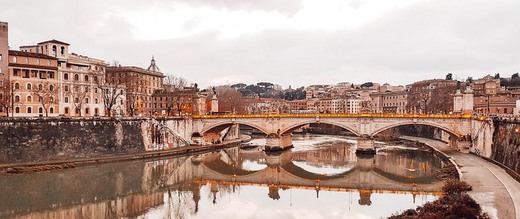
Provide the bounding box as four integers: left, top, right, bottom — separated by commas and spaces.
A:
491, 118, 520, 175
0, 118, 149, 164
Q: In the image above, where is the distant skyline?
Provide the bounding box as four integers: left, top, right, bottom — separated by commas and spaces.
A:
2, 0, 520, 89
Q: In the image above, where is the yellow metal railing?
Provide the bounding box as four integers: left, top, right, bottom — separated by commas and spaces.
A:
192, 113, 473, 119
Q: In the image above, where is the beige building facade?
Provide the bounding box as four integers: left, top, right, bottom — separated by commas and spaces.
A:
8, 50, 59, 117
106, 58, 164, 116
20, 40, 107, 117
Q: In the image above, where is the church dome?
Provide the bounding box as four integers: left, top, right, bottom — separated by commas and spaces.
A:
147, 56, 161, 72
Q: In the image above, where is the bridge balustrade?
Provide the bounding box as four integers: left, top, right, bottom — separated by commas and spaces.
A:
193, 113, 473, 119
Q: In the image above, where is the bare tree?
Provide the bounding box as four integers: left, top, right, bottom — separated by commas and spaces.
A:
407, 83, 458, 114
32, 82, 59, 117
164, 74, 188, 89
208, 86, 246, 113
0, 81, 14, 117
127, 92, 140, 116
161, 74, 196, 116
96, 74, 126, 117
65, 84, 90, 117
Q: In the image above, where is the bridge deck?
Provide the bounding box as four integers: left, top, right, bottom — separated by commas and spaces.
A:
193, 113, 473, 119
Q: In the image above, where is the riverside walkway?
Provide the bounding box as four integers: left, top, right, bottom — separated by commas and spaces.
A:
402, 136, 520, 219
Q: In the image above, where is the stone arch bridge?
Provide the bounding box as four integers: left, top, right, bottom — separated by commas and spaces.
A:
187, 113, 476, 152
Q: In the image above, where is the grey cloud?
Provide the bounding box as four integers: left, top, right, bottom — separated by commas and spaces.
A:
2, 0, 520, 89
176, 0, 303, 15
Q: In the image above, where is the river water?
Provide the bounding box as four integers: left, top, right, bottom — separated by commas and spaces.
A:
0, 134, 448, 219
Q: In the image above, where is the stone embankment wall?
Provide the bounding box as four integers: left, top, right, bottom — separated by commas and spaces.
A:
491, 118, 520, 174
0, 118, 149, 164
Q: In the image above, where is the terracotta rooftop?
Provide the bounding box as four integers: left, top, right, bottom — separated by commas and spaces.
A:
9, 50, 58, 60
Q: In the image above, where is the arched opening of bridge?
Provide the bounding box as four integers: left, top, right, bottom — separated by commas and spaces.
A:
372, 124, 470, 152
200, 123, 269, 145
261, 122, 361, 152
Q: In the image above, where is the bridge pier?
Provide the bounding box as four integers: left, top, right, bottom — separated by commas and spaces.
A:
265, 133, 293, 152
355, 136, 376, 155
356, 154, 375, 205
265, 150, 292, 167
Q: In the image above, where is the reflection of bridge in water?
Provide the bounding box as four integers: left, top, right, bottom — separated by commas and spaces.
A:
182, 146, 445, 206
1, 145, 447, 218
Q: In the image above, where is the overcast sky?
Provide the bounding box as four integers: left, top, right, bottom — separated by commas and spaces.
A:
2, 0, 519, 89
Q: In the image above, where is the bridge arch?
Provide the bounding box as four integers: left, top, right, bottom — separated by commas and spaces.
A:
280, 120, 360, 136
200, 121, 271, 135
371, 120, 462, 138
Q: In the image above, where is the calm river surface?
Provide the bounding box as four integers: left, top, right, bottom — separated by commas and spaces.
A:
0, 134, 448, 219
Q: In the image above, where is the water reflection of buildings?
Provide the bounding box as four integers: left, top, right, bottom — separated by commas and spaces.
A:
13, 193, 164, 219
1, 144, 446, 218
0, 160, 167, 218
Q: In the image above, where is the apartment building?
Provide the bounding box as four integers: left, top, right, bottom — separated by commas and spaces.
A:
152, 85, 198, 116
8, 50, 59, 116
370, 91, 408, 114
106, 57, 164, 116
20, 40, 107, 117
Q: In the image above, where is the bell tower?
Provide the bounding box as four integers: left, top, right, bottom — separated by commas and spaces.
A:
0, 21, 8, 83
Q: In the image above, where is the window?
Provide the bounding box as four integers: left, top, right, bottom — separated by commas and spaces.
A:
85, 108, 90, 115
74, 74, 79, 81
24, 57, 28, 64
85, 98, 89, 104
60, 46, 65, 55
95, 108, 99, 115
64, 85, 69, 92
12, 56, 16, 63
0, 54, 2, 60
49, 85, 54, 91
64, 73, 69, 80
26, 83, 31, 90
48, 72, 54, 79
65, 107, 69, 114
49, 107, 54, 114
84, 75, 89, 82
27, 96, 32, 102
74, 97, 79, 103
64, 97, 69, 103
14, 83, 19, 90
27, 107, 32, 114
95, 98, 98, 104
15, 107, 20, 113
75, 108, 80, 114
39, 107, 43, 114
38, 84, 43, 90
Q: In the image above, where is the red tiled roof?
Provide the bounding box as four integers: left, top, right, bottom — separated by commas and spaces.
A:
9, 50, 58, 60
